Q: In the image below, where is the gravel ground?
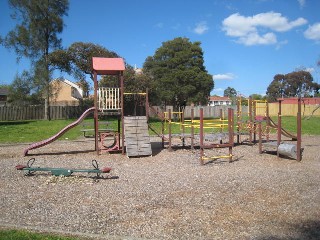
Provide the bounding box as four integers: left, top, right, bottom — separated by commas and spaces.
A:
0, 135, 320, 240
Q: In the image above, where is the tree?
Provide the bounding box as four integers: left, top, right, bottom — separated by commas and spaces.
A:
8, 71, 42, 105
223, 87, 237, 105
143, 37, 213, 110
223, 87, 237, 97
250, 94, 265, 101
50, 42, 120, 94
2, 0, 69, 119
266, 71, 319, 101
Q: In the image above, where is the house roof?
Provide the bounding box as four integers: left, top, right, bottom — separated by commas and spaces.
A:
209, 96, 231, 101
92, 57, 125, 75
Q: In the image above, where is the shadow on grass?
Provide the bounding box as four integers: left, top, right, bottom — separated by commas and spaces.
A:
26, 149, 95, 156
0, 121, 35, 126
255, 220, 320, 240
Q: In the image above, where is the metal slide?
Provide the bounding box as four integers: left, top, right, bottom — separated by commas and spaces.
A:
23, 107, 95, 156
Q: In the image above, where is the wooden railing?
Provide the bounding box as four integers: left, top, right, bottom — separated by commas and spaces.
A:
98, 87, 120, 111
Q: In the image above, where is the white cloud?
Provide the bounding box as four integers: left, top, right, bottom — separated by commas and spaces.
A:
155, 22, 164, 28
304, 23, 320, 42
213, 73, 236, 80
298, 0, 306, 8
305, 67, 315, 73
222, 12, 308, 46
193, 21, 209, 35
238, 32, 277, 46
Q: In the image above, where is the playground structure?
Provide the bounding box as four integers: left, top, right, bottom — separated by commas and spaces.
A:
236, 96, 270, 144
24, 57, 152, 158
257, 98, 302, 161
21, 57, 304, 163
150, 107, 235, 164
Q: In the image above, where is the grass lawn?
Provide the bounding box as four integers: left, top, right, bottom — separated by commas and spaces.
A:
0, 229, 78, 240
0, 116, 319, 144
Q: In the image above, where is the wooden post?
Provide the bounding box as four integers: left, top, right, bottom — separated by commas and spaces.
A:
266, 100, 270, 141
277, 99, 282, 158
182, 110, 185, 147
191, 108, 194, 150
249, 96, 253, 143
236, 97, 240, 144
297, 98, 302, 161
93, 71, 99, 154
228, 108, 234, 162
258, 121, 262, 154
145, 88, 149, 121
168, 109, 172, 151
120, 72, 125, 155
200, 108, 204, 165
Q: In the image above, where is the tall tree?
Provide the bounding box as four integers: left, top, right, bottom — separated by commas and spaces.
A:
223, 87, 237, 98
143, 37, 213, 109
50, 42, 120, 94
2, 0, 69, 120
223, 86, 237, 104
8, 71, 42, 105
266, 71, 319, 101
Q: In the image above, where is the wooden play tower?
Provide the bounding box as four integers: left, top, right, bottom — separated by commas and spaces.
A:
91, 57, 152, 157
92, 57, 125, 155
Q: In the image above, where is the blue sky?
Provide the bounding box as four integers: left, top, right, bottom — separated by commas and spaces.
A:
0, 0, 319, 97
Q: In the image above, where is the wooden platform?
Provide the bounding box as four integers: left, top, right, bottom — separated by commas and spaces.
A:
124, 116, 152, 157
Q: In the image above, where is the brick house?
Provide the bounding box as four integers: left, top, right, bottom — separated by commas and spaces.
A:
50, 79, 84, 106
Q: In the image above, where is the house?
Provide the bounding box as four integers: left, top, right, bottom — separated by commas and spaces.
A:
50, 79, 84, 106
0, 87, 9, 106
134, 65, 143, 74
208, 96, 232, 106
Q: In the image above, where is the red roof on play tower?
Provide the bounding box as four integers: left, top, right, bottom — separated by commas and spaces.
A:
92, 57, 125, 75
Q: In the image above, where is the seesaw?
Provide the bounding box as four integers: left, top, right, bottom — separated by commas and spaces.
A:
16, 158, 112, 178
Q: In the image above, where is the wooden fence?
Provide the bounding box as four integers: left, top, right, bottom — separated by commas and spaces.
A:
0, 105, 88, 121
1, 104, 318, 121
256, 103, 320, 117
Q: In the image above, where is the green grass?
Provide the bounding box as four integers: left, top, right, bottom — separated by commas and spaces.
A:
0, 115, 319, 144
269, 116, 320, 135
0, 117, 119, 144
0, 229, 78, 240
